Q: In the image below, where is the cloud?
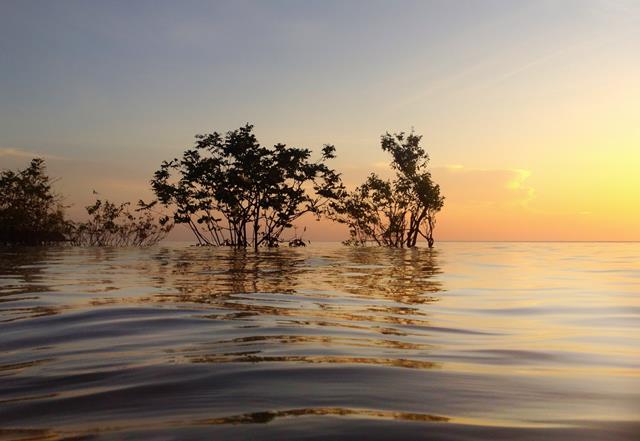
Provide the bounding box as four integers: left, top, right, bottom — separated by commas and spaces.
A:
487, 48, 566, 87
431, 165, 536, 211
349, 163, 537, 212
505, 169, 536, 208
0, 147, 66, 161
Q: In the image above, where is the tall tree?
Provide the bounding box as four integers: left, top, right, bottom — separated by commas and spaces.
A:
150, 124, 343, 250
0, 158, 71, 245
330, 131, 444, 248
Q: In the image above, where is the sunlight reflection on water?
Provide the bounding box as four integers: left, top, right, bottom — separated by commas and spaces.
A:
0, 242, 639, 440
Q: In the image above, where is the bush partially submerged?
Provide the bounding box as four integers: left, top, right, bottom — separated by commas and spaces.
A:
330, 131, 444, 248
0, 158, 171, 247
151, 124, 343, 250
70, 199, 172, 247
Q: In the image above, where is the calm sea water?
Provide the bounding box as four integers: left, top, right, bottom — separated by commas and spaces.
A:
0, 242, 638, 440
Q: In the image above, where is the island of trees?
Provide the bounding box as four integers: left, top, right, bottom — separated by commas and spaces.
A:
0, 125, 444, 249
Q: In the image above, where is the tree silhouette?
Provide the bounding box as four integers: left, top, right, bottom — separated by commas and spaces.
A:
0, 158, 172, 247
70, 199, 173, 247
150, 124, 343, 250
0, 158, 71, 245
331, 131, 444, 248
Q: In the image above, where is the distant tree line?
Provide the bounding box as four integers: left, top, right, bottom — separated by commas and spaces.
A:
0, 125, 444, 248
0, 159, 172, 246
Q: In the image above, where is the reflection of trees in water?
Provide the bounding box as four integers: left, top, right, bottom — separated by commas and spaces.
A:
0, 247, 149, 319
147, 246, 308, 304
0, 245, 444, 325
138, 245, 444, 334
0, 247, 51, 286
146, 245, 442, 307
189, 353, 437, 369
324, 246, 443, 305
0, 247, 58, 321
199, 407, 449, 425
0, 407, 449, 439
150, 245, 445, 369
0, 245, 446, 373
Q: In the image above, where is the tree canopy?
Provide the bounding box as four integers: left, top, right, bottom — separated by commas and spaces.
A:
0, 158, 70, 245
330, 131, 444, 248
1, 126, 445, 249
150, 124, 344, 250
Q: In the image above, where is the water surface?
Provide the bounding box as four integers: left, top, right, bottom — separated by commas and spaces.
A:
1, 243, 638, 440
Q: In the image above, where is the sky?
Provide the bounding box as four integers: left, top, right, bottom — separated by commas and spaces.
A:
1, 0, 639, 241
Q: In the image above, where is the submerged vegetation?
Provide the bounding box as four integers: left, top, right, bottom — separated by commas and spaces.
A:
0, 125, 444, 248
150, 124, 343, 250
0, 159, 171, 246
330, 131, 444, 248
70, 199, 173, 247
0, 158, 70, 245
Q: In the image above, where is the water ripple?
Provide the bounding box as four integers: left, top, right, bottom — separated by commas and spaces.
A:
0, 242, 638, 440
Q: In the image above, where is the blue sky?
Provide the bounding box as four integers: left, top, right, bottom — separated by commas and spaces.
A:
0, 0, 593, 160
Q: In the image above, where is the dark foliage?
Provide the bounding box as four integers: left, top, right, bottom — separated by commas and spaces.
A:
0, 158, 71, 245
70, 199, 173, 247
150, 124, 343, 250
330, 131, 444, 248
288, 227, 309, 247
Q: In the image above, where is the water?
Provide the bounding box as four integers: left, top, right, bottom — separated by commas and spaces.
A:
1, 242, 638, 440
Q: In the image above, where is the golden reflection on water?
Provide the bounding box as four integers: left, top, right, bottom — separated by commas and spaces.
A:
134, 246, 444, 371
1, 244, 443, 317
0, 359, 53, 373
199, 407, 450, 425
186, 334, 430, 350
0, 408, 450, 441
187, 354, 437, 369
1, 243, 639, 439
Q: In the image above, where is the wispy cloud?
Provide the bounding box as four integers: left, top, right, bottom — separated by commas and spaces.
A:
432, 164, 536, 211
0, 147, 66, 161
353, 163, 537, 212
488, 48, 566, 87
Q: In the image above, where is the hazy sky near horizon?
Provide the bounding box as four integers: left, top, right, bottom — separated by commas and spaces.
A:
1, 0, 639, 241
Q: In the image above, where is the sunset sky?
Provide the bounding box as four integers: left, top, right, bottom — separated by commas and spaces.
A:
1, 0, 639, 241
